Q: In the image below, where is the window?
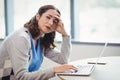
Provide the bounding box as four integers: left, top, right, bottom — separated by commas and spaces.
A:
0, 0, 5, 38
14, 0, 70, 41
73, 0, 120, 43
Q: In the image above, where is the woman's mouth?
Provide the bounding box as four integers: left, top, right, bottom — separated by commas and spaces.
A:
46, 26, 51, 30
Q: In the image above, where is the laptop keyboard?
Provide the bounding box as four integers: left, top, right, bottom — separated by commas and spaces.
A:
74, 64, 94, 74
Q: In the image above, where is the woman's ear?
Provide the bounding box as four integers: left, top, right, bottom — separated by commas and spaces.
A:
36, 13, 40, 21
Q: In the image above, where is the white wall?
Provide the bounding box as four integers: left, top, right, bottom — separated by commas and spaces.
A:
70, 43, 120, 61
0, 40, 3, 46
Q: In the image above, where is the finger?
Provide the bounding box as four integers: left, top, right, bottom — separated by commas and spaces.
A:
61, 64, 77, 72
54, 16, 62, 22
68, 65, 78, 71
64, 64, 75, 69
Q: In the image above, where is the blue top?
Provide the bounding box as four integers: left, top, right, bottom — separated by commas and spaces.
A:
28, 35, 43, 72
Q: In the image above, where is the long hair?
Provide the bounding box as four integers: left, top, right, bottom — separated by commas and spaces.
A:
24, 5, 61, 49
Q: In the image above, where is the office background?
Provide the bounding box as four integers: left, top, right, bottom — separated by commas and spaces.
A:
0, 0, 120, 66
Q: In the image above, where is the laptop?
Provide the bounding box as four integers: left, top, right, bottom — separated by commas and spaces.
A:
57, 42, 108, 76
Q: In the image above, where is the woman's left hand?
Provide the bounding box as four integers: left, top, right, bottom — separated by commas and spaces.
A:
53, 64, 77, 73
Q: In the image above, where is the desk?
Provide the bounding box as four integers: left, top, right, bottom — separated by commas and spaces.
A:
58, 56, 120, 80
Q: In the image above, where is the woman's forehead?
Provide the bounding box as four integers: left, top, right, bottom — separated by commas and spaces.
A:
44, 9, 60, 17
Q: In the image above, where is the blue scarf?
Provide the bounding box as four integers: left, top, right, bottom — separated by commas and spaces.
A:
28, 35, 43, 72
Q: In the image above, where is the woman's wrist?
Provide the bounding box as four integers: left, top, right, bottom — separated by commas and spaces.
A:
53, 66, 57, 73
62, 32, 69, 37
53, 66, 61, 73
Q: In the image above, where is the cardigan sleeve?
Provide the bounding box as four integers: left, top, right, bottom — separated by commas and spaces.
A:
44, 36, 71, 64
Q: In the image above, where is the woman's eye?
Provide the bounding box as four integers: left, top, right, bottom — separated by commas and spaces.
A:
53, 19, 59, 24
46, 16, 50, 19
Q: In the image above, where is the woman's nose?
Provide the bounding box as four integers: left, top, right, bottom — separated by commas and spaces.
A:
48, 19, 53, 25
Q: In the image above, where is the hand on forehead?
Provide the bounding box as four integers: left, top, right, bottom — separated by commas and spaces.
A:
50, 10, 61, 20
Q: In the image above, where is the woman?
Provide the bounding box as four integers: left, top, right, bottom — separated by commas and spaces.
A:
0, 5, 77, 80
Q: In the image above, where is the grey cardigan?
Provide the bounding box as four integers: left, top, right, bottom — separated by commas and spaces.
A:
0, 27, 71, 80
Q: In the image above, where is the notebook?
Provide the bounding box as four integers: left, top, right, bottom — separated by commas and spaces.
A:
57, 42, 108, 76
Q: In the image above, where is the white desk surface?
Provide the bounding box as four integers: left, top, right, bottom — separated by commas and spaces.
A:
58, 56, 120, 80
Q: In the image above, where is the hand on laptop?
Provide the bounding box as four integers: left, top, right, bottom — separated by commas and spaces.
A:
53, 64, 78, 73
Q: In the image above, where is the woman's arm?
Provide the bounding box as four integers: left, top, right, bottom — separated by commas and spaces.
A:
44, 36, 71, 64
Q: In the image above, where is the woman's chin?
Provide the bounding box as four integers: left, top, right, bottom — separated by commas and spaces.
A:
43, 31, 51, 34
43, 30, 54, 33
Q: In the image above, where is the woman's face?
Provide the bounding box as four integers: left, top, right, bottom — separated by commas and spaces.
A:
36, 9, 60, 34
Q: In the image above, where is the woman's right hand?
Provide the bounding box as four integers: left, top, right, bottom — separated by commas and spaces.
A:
53, 64, 77, 73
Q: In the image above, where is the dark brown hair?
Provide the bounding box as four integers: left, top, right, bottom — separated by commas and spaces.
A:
24, 5, 61, 49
